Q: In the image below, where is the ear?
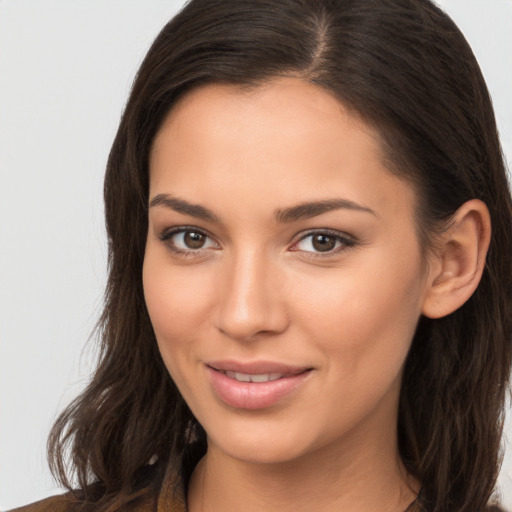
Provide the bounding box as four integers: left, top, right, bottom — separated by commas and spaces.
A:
422, 199, 491, 319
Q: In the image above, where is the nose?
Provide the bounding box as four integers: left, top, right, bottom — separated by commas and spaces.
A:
213, 250, 289, 341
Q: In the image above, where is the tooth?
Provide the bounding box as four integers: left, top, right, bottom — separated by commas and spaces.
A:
223, 371, 285, 382
250, 374, 270, 383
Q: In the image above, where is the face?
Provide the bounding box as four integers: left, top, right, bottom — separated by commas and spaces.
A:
143, 77, 431, 466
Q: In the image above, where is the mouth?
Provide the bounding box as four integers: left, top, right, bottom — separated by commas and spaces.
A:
206, 361, 313, 410
207, 360, 311, 375
221, 371, 284, 383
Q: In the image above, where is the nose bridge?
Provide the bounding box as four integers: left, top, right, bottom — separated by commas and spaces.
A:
214, 246, 287, 340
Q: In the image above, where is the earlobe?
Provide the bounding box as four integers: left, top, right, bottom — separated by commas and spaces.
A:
422, 199, 491, 319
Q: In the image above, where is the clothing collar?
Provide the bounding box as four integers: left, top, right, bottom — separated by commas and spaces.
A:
157, 461, 187, 512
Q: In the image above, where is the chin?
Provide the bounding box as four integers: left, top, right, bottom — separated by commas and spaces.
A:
211, 435, 311, 466
202, 413, 335, 467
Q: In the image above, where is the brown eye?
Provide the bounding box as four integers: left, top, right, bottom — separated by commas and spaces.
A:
311, 234, 336, 252
292, 231, 355, 255
160, 228, 219, 254
184, 231, 206, 249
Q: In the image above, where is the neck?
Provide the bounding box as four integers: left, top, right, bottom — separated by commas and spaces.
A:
187, 426, 418, 512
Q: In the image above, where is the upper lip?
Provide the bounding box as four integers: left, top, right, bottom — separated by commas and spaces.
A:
207, 360, 312, 375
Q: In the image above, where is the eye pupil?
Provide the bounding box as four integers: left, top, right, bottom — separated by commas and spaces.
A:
184, 231, 205, 249
312, 234, 336, 252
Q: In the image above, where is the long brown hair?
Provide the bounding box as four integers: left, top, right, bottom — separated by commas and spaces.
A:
48, 1, 512, 511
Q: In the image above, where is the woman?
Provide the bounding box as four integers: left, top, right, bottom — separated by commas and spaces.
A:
12, 0, 512, 511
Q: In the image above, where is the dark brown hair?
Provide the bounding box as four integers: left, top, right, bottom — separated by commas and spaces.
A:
48, 1, 512, 511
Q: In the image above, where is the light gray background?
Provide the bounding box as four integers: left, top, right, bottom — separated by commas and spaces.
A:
0, 1, 511, 509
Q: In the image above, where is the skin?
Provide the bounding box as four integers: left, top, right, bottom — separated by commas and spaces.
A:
143, 77, 489, 512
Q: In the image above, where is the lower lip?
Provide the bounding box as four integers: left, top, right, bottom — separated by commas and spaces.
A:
206, 367, 312, 410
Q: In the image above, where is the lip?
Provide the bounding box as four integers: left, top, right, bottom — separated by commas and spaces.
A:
207, 360, 310, 375
206, 360, 313, 410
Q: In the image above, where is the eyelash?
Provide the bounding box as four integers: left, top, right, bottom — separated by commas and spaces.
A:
292, 229, 357, 258
157, 226, 357, 258
157, 226, 219, 257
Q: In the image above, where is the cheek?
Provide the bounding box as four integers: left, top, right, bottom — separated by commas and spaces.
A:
284, 256, 424, 439
291, 248, 425, 374
142, 249, 215, 368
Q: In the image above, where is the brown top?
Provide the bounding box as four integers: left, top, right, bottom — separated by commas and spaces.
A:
8, 462, 186, 512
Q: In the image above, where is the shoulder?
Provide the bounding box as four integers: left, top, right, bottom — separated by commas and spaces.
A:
7, 487, 158, 512
7, 492, 160, 512
7, 493, 81, 512
6, 466, 183, 512
7, 458, 190, 512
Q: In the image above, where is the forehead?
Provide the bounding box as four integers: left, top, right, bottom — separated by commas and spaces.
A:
149, 77, 415, 222
153, 77, 379, 156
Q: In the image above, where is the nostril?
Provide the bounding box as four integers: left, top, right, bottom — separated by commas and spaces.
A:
213, 261, 289, 340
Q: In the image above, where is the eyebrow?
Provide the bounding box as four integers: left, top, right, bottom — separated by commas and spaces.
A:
149, 194, 221, 223
149, 194, 376, 223
275, 199, 377, 222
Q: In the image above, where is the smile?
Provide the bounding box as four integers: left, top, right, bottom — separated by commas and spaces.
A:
223, 371, 284, 383
206, 361, 313, 410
